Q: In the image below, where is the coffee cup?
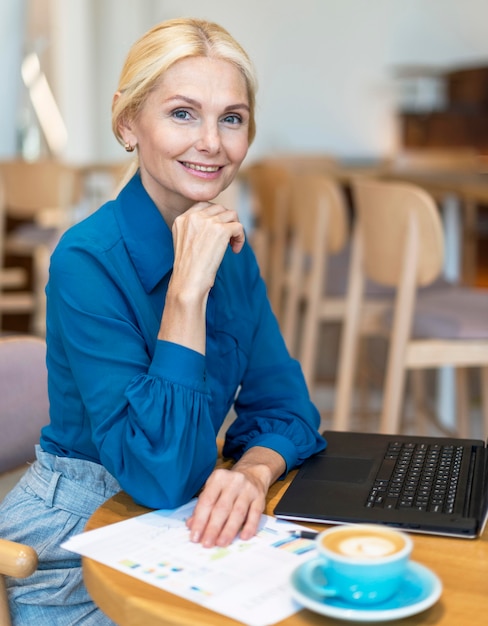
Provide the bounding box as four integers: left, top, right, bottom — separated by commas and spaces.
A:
299, 524, 412, 605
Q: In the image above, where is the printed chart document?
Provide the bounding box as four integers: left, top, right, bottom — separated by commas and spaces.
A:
62, 499, 317, 626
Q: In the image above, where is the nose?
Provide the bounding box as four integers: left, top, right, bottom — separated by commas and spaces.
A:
195, 120, 221, 155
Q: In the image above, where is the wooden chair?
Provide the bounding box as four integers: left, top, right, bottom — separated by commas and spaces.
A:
279, 173, 349, 391
0, 181, 27, 289
0, 539, 38, 626
244, 154, 340, 317
281, 172, 397, 408
0, 334, 45, 624
0, 160, 82, 335
0, 184, 34, 330
245, 165, 393, 411
243, 161, 292, 319
0, 335, 49, 474
333, 178, 488, 437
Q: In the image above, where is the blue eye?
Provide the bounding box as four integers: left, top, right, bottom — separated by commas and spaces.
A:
222, 114, 242, 125
172, 109, 191, 120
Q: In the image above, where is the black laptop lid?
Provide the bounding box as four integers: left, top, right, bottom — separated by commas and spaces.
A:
274, 431, 486, 539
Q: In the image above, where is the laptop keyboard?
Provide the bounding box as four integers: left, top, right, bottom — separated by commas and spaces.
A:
366, 441, 464, 514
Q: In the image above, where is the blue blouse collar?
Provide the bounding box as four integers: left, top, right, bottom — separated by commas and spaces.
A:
115, 172, 174, 293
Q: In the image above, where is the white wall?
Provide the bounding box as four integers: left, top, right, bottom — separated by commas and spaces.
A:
148, 0, 488, 162
49, 0, 96, 163
0, 0, 26, 158
4, 0, 488, 164
149, 0, 399, 160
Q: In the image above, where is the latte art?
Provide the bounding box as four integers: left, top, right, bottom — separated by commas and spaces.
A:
337, 536, 398, 558
321, 527, 406, 559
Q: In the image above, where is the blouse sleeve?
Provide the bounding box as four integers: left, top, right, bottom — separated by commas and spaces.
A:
47, 239, 218, 509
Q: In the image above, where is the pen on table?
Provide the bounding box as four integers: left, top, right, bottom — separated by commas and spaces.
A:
289, 530, 318, 540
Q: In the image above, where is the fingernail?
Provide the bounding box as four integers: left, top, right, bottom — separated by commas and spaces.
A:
190, 531, 200, 543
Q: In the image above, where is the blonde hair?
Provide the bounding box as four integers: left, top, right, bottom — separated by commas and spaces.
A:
112, 18, 257, 147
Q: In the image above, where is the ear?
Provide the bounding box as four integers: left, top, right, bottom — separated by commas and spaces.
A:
113, 91, 137, 146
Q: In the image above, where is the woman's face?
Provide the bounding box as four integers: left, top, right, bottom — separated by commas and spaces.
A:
121, 56, 250, 219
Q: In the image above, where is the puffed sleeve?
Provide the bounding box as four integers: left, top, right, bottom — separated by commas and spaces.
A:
47, 238, 218, 509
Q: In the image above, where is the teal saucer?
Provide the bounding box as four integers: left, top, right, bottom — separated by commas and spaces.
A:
291, 558, 442, 623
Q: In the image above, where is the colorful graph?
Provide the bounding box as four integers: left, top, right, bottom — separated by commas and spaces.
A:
270, 535, 315, 555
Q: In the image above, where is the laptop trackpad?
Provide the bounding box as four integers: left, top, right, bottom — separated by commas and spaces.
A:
301, 456, 373, 484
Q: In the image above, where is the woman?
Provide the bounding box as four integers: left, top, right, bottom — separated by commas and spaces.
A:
0, 17, 325, 624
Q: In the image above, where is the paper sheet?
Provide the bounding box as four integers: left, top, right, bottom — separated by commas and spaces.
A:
62, 499, 316, 626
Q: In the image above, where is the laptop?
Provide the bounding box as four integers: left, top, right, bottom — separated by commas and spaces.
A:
274, 430, 488, 538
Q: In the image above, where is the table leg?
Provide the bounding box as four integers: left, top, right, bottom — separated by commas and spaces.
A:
436, 193, 461, 432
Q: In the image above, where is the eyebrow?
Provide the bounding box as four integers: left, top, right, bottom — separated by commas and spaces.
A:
165, 95, 250, 113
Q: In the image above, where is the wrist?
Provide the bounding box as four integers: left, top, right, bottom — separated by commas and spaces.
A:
165, 279, 209, 309
158, 283, 209, 353
232, 446, 286, 491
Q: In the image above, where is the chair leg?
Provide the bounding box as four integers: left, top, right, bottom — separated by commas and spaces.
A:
31, 244, 51, 337
0, 575, 12, 626
299, 301, 319, 394
455, 367, 470, 438
281, 237, 302, 358
333, 227, 364, 431
299, 260, 327, 395
481, 366, 488, 440
461, 198, 478, 287
356, 338, 370, 423
410, 369, 428, 435
380, 355, 409, 434
379, 214, 419, 435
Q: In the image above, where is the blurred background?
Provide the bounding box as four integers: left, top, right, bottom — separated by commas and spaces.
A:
3, 0, 488, 165
1, 0, 488, 444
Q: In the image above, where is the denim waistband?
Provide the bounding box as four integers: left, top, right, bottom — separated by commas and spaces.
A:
20, 445, 121, 518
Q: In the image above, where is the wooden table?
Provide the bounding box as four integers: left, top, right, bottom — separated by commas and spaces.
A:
83, 471, 488, 626
332, 162, 488, 286
378, 170, 488, 286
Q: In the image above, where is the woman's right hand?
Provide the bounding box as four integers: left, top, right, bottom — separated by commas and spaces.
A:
171, 201, 245, 297
158, 201, 245, 353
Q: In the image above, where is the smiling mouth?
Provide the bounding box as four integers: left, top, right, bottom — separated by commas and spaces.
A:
181, 162, 221, 173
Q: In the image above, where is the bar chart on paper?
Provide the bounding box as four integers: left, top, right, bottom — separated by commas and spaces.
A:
62, 499, 318, 626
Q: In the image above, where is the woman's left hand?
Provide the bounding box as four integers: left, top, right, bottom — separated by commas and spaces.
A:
185, 446, 285, 548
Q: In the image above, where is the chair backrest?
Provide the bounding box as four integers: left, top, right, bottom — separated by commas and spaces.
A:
353, 178, 444, 288
289, 173, 348, 257
0, 335, 49, 474
281, 173, 349, 376
0, 538, 38, 626
0, 159, 81, 221
333, 178, 445, 433
243, 161, 293, 313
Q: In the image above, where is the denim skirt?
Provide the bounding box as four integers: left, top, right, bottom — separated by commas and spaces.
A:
0, 445, 121, 625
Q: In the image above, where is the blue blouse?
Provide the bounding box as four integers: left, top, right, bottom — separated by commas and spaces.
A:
41, 173, 325, 509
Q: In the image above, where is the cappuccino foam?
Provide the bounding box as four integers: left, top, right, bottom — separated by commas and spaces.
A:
322, 528, 405, 559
